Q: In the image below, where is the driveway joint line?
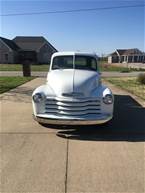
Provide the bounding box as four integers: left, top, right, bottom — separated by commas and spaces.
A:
0, 132, 58, 135
65, 138, 69, 193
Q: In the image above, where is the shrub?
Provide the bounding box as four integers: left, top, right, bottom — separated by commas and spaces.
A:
137, 73, 145, 84
120, 68, 131, 73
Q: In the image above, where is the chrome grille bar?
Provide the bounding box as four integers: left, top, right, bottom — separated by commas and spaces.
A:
45, 97, 101, 116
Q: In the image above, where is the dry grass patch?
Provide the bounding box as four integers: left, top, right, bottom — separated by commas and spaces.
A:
104, 77, 145, 100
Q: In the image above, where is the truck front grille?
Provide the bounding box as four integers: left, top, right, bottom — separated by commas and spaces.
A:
45, 98, 101, 116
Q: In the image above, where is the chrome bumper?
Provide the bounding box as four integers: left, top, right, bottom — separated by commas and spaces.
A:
33, 114, 112, 125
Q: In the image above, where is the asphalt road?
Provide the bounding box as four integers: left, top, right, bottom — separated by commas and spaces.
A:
0, 70, 144, 77
0, 78, 145, 193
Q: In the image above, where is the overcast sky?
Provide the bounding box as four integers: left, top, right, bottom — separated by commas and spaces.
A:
0, 0, 144, 55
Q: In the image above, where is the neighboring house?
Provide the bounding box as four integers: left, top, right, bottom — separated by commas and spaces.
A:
0, 36, 57, 64
0, 37, 20, 64
108, 48, 145, 64
13, 36, 57, 64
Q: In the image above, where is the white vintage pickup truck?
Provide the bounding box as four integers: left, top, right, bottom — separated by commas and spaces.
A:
32, 52, 114, 125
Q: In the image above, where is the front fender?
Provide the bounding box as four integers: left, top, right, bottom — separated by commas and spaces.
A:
32, 84, 55, 116
32, 84, 55, 97
91, 84, 110, 97
92, 84, 114, 115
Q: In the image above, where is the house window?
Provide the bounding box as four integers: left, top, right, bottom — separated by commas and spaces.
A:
5, 54, 8, 61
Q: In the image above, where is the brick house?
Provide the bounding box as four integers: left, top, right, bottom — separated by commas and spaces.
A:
0, 36, 57, 64
108, 48, 145, 64
0, 37, 20, 64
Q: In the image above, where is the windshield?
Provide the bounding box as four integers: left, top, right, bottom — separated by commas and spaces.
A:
52, 56, 73, 70
52, 55, 97, 71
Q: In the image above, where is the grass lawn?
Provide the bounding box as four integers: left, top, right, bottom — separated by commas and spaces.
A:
1, 63, 145, 72
99, 64, 131, 72
0, 64, 49, 71
104, 77, 145, 100
0, 77, 34, 94
98, 60, 145, 72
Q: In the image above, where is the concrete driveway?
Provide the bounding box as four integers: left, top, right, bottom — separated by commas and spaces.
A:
0, 78, 145, 193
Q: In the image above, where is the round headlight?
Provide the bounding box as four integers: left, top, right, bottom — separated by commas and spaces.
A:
33, 93, 44, 103
103, 94, 113, 104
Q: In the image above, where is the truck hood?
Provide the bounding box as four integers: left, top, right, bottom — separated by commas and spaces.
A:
47, 69, 100, 97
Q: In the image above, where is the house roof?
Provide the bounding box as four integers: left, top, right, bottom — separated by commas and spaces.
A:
116, 49, 127, 55
109, 49, 144, 56
13, 36, 57, 52
109, 51, 118, 56
117, 48, 143, 55
0, 37, 20, 51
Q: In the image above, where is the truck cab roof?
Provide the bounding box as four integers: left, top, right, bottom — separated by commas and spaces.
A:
52, 51, 98, 58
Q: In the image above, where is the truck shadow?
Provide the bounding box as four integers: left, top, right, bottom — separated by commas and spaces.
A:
55, 95, 145, 142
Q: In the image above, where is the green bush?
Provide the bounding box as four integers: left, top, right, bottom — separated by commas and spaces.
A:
120, 69, 131, 73
137, 73, 145, 84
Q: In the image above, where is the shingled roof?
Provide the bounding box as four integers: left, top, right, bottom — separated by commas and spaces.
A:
116, 48, 143, 56
0, 37, 20, 51
109, 48, 144, 57
13, 36, 57, 51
